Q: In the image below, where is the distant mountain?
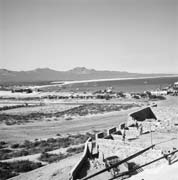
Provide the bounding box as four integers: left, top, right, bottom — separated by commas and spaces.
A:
68, 67, 96, 74
0, 67, 175, 83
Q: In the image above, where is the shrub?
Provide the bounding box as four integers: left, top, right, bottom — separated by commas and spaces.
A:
46, 138, 56, 143
9, 160, 43, 172
15, 149, 29, 157
41, 146, 53, 153
156, 95, 166, 100
5, 121, 16, 125
65, 117, 73, 120
149, 95, 166, 100
117, 91, 126, 98
38, 152, 68, 163
0, 161, 43, 180
11, 143, 20, 149
0, 162, 18, 180
0, 132, 95, 160
0, 145, 4, 149
66, 145, 85, 154
0, 149, 12, 154
0, 141, 6, 146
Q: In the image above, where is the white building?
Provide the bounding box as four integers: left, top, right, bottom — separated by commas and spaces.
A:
150, 90, 167, 96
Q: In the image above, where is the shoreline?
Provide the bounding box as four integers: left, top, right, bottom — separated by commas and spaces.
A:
52, 75, 178, 85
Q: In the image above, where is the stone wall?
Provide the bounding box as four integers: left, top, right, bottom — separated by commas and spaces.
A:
69, 138, 92, 180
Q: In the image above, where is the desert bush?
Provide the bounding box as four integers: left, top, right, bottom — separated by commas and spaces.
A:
1, 103, 136, 125
20, 140, 33, 148
41, 146, 54, 153
155, 95, 166, 100
0, 162, 18, 180
66, 145, 84, 154
117, 91, 126, 98
0, 145, 4, 149
0, 141, 7, 149
132, 95, 140, 99
0, 132, 95, 160
65, 117, 73, 120
0, 149, 12, 154
38, 152, 68, 163
139, 93, 148, 98
16, 149, 29, 156
0, 149, 30, 160
0, 141, 6, 146
9, 160, 43, 172
5, 121, 17, 125
46, 138, 56, 143
11, 143, 20, 149
0, 149, 12, 160
149, 95, 166, 100
0, 161, 43, 180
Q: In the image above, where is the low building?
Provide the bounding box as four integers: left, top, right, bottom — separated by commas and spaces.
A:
150, 90, 167, 96
128, 107, 158, 134
129, 107, 157, 122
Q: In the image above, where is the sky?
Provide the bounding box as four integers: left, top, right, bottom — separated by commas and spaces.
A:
0, 0, 178, 73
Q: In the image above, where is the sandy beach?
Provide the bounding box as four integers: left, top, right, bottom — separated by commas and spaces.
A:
52, 75, 178, 85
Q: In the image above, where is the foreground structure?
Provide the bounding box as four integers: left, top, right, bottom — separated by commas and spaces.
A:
69, 107, 178, 180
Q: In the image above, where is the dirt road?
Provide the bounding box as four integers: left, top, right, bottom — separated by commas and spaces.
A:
0, 107, 139, 144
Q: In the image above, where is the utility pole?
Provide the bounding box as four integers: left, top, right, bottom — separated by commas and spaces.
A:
150, 122, 153, 146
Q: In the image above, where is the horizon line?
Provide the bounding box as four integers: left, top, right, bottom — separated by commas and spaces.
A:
0, 67, 177, 75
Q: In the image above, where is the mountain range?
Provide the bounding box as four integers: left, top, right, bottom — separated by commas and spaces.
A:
0, 67, 175, 83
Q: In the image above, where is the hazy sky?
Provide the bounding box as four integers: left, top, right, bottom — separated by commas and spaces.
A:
0, 0, 178, 73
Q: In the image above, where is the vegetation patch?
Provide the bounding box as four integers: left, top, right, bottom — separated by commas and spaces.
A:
0, 160, 43, 180
38, 145, 85, 163
66, 145, 85, 154
149, 95, 166, 100
0, 133, 94, 160
38, 152, 69, 163
0, 103, 138, 125
0, 141, 7, 149
0, 104, 37, 112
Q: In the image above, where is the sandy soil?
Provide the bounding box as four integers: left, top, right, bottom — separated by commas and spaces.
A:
9, 153, 82, 180
3, 96, 178, 180
130, 162, 178, 180
0, 106, 139, 144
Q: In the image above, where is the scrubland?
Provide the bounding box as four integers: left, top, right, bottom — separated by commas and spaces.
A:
0, 89, 176, 180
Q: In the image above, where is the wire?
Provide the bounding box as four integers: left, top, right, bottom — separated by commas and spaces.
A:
109, 149, 178, 180
81, 138, 177, 180
81, 144, 155, 180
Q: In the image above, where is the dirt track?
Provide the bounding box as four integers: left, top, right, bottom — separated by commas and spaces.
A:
0, 107, 139, 144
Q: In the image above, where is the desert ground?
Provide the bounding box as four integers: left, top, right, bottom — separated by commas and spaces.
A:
0, 90, 178, 180
10, 96, 178, 180
0, 91, 142, 144
0, 107, 140, 144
